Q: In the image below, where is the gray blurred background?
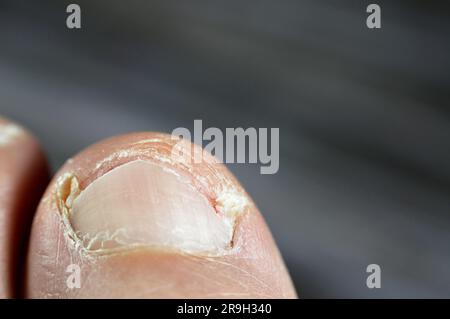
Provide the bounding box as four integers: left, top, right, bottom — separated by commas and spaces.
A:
1, 0, 450, 298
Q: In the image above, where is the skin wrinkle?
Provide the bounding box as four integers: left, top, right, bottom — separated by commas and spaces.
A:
182, 266, 225, 289
183, 253, 269, 296
203, 258, 272, 291
198, 260, 274, 299
35, 249, 56, 295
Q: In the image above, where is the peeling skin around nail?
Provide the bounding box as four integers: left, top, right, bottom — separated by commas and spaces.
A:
0, 123, 24, 147
53, 135, 250, 257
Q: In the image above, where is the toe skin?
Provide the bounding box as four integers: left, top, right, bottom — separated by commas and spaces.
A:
0, 118, 49, 298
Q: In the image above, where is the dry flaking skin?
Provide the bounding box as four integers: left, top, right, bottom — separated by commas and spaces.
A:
53, 135, 250, 258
